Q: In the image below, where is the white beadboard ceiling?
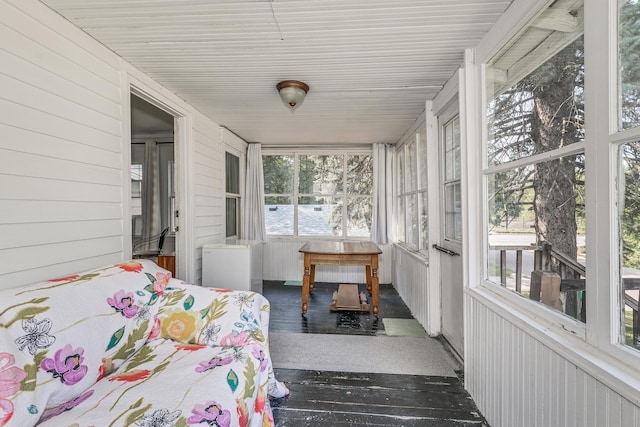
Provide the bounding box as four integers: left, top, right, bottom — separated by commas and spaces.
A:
39, 0, 514, 146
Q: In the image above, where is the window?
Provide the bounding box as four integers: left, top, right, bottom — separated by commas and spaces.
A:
396, 127, 429, 252
263, 152, 372, 238
484, 1, 585, 322
131, 164, 143, 198
618, 1, 640, 353
443, 117, 461, 242
225, 152, 240, 239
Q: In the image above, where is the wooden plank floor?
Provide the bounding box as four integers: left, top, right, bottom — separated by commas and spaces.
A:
263, 281, 489, 426
264, 281, 414, 335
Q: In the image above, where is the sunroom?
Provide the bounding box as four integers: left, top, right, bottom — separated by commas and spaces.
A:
1, 0, 639, 425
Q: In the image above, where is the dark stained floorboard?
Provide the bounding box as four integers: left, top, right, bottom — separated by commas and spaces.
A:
263, 281, 489, 426
264, 280, 414, 335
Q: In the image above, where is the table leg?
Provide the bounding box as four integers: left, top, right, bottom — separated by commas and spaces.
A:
371, 255, 380, 317
310, 264, 316, 292
365, 265, 372, 293
302, 253, 311, 315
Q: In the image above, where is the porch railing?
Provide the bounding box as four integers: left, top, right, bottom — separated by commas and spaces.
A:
490, 241, 640, 350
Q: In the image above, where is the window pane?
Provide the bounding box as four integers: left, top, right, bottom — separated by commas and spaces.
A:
347, 155, 373, 195
407, 194, 418, 248
298, 196, 342, 236
225, 152, 240, 194
225, 197, 237, 238
347, 196, 372, 237
418, 128, 428, 190
619, 1, 640, 130
486, 37, 585, 166
263, 155, 294, 194
397, 196, 405, 242
131, 164, 142, 198
444, 182, 462, 241
420, 191, 429, 251
406, 139, 417, 192
299, 155, 343, 194
444, 117, 460, 182
487, 154, 586, 322
619, 142, 640, 351
397, 149, 405, 195
264, 196, 293, 235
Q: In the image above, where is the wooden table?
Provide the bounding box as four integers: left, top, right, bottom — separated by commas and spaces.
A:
299, 241, 382, 316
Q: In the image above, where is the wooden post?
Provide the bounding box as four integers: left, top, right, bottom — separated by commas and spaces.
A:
540, 271, 563, 311
515, 250, 522, 293
530, 270, 542, 301
633, 307, 639, 349
530, 270, 562, 313
500, 250, 507, 287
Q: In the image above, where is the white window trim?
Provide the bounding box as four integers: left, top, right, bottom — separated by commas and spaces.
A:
439, 102, 463, 246
224, 146, 245, 242
395, 115, 430, 254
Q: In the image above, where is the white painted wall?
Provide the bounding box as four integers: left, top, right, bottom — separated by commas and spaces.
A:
0, 0, 124, 288
0, 0, 226, 289
191, 112, 225, 284
392, 245, 430, 330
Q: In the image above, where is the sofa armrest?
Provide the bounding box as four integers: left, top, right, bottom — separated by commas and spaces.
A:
155, 279, 272, 348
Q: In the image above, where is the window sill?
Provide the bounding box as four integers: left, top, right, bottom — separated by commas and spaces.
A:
394, 243, 429, 265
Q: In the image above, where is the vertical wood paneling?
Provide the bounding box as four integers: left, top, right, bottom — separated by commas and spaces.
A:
466, 295, 640, 427
392, 245, 429, 329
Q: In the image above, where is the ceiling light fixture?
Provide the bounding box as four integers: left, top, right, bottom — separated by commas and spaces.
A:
276, 80, 309, 112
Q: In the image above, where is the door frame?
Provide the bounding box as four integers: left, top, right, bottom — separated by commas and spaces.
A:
427, 71, 464, 354
122, 72, 194, 281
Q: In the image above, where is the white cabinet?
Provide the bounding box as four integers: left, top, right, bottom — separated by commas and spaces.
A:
202, 241, 263, 293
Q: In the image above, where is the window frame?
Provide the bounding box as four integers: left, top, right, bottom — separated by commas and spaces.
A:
476, 0, 589, 339
466, 0, 640, 368
395, 121, 429, 254
224, 150, 242, 241
262, 148, 373, 239
441, 114, 463, 244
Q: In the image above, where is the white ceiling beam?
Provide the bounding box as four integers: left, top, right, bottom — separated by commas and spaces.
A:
532, 8, 578, 33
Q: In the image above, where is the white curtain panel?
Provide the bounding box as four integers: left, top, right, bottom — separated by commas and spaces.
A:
141, 139, 162, 251
242, 143, 266, 240
371, 143, 395, 244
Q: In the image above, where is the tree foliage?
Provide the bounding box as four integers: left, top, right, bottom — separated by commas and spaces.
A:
489, 37, 584, 260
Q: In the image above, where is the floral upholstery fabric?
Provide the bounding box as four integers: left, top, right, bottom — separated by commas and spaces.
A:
0, 260, 287, 427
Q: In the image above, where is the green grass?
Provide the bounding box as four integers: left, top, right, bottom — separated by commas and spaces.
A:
624, 308, 636, 348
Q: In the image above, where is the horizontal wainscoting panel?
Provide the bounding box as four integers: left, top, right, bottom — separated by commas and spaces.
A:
466, 294, 640, 427
392, 245, 429, 330
263, 240, 393, 284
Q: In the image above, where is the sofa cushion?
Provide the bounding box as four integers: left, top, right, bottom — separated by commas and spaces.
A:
156, 281, 273, 348
35, 338, 275, 427
0, 260, 169, 426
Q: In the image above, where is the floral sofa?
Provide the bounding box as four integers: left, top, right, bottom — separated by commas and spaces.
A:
0, 260, 288, 426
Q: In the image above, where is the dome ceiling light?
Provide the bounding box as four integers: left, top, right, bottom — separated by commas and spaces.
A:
276, 80, 309, 112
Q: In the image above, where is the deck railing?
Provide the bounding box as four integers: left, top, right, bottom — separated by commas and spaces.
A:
490, 241, 639, 350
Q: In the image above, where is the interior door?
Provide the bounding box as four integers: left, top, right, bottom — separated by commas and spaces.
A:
437, 112, 464, 357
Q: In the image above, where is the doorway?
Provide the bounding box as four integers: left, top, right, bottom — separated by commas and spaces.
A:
130, 94, 177, 276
